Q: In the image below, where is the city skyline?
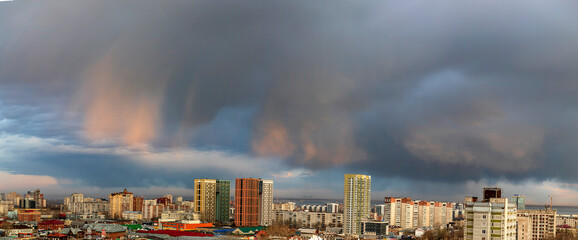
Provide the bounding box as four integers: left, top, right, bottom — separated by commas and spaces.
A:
3, 0, 578, 206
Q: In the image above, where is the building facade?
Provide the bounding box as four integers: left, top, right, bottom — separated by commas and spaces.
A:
464, 197, 517, 240
518, 209, 557, 240
343, 174, 371, 236
216, 180, 231, 224
193, 179, 231, 224
274, 210, 343, 228
109, 189, 134, 219
235, 178, 261, 227
259, 180, 274, 226
194, 179, 217, 223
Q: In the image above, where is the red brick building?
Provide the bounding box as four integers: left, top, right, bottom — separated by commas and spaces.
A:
17, 209, 41, 222
235, 178, 260, 227
38, 219, 65, 231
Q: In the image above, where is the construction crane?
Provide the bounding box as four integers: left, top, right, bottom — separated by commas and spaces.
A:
546, 194, 558, 211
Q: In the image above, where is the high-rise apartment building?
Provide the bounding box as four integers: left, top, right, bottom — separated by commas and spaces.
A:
235, 178, 260, 227
517, 209, 557, 240
259, 180, 273, 226
344, 174, 371, 236
194, 179, 231, 224
194, 179, 217, 223
464, 196, 517, 240
109, 189, 134, 219
384, 197, 413, 228
216, 180, 231, 224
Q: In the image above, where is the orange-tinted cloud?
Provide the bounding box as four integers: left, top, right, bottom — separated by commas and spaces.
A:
0, 172, 58, 190
77, 51, 167, 146
252, 121, 295, 158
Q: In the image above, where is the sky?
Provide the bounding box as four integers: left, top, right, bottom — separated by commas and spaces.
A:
1, 0, 578, 205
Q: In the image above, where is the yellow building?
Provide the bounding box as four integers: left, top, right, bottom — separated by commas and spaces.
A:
194, 179, 217, 223
344, 174, 371, 236
109, 189, 133, 219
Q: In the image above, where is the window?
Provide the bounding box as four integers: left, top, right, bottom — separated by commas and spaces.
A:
482, 230, 486, 234
482, 215, 487, 219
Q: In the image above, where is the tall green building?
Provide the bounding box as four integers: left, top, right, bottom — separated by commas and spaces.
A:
216, 180, 231, 224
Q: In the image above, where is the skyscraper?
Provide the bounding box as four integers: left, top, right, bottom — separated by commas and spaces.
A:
194, 179, 217, 223
216, 180, 231, 224
235, 178, 273, 227
235, 178, 260, 227
259, 179, 273, 226
344, 174, 371, 236
194, 179, 231, 224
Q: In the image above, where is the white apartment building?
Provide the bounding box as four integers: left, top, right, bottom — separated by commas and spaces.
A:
259, 179, 274, 226
464, 197, 517, 240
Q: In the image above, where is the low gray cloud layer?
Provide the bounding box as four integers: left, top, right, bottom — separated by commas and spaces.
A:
2, 0, 578, 194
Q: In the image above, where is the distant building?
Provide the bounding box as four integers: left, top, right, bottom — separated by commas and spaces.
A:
122, 211, 143, 221
344, 174, 371, 236
274, 210, 343, 228
374, 204, 385, 218
18, 199, 36, 209
17, 209, 41, 222
464, 196, 517, 240
384, 197, 413, 228
109, 189, 134, 219
327, 203, 339, 213
133, 196, 144, 212
38, 220, 65, 231
510, 194, 525, 210
273, 202, 296, 211
64, 193, 108, 215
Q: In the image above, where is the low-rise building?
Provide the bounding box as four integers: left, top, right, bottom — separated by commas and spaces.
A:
38, 219, 66, 231
17, 209, 41, 222
273, 210, 343, 228
122, 211, 143, 221
0, 224, 34, 238
361, 221, 389, 238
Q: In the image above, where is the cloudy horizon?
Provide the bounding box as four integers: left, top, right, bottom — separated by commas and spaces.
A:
2, 0, 578, 205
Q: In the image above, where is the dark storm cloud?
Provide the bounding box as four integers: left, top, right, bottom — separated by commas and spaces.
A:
2, 0, 578, 188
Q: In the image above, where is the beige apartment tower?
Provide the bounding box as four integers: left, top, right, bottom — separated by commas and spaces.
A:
194, 179, 217, 223
344, 174, 371, 236
109, 189, 134, 219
